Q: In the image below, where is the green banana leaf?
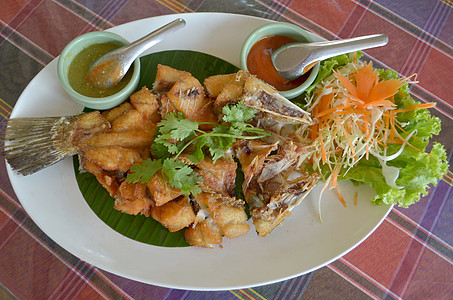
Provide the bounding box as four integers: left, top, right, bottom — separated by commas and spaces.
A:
74, 50, 239, 247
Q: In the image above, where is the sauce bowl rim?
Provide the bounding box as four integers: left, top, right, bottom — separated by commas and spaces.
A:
240, 22, 320, 99
57, 31, 141, 110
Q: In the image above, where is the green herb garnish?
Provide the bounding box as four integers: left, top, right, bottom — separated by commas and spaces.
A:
126, 101, 269, 196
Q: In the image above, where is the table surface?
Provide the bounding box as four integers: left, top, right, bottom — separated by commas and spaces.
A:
1, 1, 452, 299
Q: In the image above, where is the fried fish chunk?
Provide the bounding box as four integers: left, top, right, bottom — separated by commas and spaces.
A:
204, 70, 250, 107
151, 196, 196, 232
115, 181, 153, 217
193, 192, 249, 239
184, 218, 223, 248
194, 157, 237, 197
146, 173, 183, 206
153, 65, 217, 128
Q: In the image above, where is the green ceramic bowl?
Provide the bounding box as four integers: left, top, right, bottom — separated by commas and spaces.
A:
57, 31, 140, 110
240, 22, 320, 99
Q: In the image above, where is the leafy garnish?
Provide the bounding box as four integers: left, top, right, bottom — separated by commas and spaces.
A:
126, 101, 269, 196
127, 159, 163, 184
161, 158, 203, 196
304, 55, 448, 208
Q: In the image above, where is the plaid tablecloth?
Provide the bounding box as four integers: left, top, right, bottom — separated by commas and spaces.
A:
1, 1, 452, 299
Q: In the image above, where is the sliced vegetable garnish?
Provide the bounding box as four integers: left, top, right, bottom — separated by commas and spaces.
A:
303, 56, 448, 208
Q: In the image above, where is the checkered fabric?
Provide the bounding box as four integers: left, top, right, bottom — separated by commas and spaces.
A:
0, 1, 452, 299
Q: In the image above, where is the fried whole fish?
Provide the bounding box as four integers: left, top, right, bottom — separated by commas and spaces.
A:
1, 65, 321, 246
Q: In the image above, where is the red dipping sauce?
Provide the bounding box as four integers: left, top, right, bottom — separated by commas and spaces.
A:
247, 35, 311, 91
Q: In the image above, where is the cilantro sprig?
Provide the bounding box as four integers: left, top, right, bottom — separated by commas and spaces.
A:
126, 101, 269, 196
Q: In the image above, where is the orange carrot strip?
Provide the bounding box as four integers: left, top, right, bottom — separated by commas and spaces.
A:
393, 121, 410, 136
394, 102, 436, 113
366, 143, 370, 160
335, 183, 347, 207
364, 114, 369, 136
334, 70, 358, 98
366, 78, 405, 103
355, 61, 378, 100
355, 119, 367, 132
335, 109, 371, 116
354, 191, 358, 206
310, 123, 319, 141
362, 99, 396, 109
383, 115, 390, 142
389, 118, 395, 140
333, 117, 356, 156
330, 164, 341, 190
315, 103, 352, 118
320, 135, 327, 164
382, 113, 397, 118
372, 136, 388, 148
319, 93, 334, 112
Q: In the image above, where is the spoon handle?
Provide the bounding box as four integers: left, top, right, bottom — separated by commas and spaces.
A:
273, 34, 388, 80
121, 18, 186, 63
307, 34, 388, 61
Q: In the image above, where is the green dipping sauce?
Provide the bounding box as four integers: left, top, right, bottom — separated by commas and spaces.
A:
68, 42, 134, 97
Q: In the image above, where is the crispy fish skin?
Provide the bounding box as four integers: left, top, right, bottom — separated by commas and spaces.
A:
146, 173, 183, 207
184, 219, 223, 249
185, 192, 250, 248
115, 181, 153, 217
151, 196, 196, 232
194, 157, 237, 197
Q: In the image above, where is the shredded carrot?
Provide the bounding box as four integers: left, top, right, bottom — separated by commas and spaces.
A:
394, 102, 436, 113
330, 164, 342, 190
320, 134, 327, 164
335, 109, 371, 116
382, 113, 397, 118
309, 60, 423, 207
310, 122, 319, 141
315, 103, 352, 118
335, 182, 347, 207
393, 120, 411, 136
388, 139, 404, 144
372, 136, 388, 148
332, 117, 356, 156
355, 119, 366, 132
366, 143, 369, 160
361, 99, 396, 109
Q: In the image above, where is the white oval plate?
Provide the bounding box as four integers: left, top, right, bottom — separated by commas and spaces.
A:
7, 13, 391, 291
